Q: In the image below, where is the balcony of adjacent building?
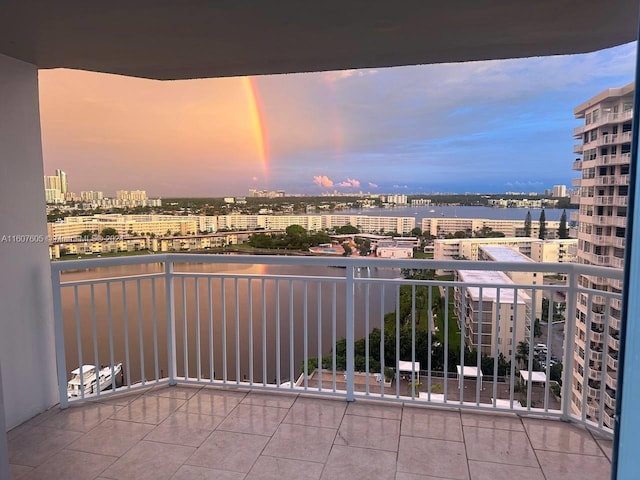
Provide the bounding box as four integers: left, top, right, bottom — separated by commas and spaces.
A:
572, 159, 583, 171
595, 153, 632, 166
6, 255, 622, 480
596, 175, 630, 187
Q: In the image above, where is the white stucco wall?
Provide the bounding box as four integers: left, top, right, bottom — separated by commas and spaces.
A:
0, 53, 58, 429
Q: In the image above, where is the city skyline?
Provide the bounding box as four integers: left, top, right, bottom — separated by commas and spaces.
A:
39, 42, 636, 197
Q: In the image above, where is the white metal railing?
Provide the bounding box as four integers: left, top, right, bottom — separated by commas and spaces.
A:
50, 255, 623, 436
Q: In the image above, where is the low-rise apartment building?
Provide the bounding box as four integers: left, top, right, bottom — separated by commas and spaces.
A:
422, 217, 561, 239
454, 269, 531, 357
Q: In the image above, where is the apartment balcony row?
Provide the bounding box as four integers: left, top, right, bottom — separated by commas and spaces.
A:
594, 152, 632, 166
584, 110, 634, 130
606, 369, 618, 390
581, 131, 633, 150
595, 174, 630, 186
586, 215, 627, 228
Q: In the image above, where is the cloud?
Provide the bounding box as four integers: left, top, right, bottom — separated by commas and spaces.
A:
368, 182, 378, 188
313, 175, 334, 188
393, 184, 409, 189
338, 178, 361, 188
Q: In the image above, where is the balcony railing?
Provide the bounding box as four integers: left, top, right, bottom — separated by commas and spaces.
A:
50, 255, 623, 436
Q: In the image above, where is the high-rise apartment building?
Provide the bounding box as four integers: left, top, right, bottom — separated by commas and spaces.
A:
571, 82, 632, 429
552, 184, 567, 198
55, 169, 68, 194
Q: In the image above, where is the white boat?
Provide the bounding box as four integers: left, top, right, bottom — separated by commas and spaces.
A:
67, 363, 122, 398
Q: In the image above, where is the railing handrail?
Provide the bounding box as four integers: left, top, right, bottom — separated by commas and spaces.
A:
51, 253, 625, 280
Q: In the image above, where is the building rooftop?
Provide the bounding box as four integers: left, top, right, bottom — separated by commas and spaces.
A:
480, 245, 535, 263
7, 385, 612, 480
457, 270, 531, 304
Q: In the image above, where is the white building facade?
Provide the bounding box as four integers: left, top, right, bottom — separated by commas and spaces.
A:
570, 83, 632, 429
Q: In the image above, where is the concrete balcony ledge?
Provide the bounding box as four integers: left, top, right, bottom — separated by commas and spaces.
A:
7, 385, 613, 480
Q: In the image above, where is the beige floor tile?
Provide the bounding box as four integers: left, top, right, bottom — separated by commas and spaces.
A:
94, 391, 144, 406
263, 423, 336, 463
217, 404, 288, 436
397, 436, 469, 479
335, 414, 400, 451
402, 408, 462, 441
171, 465, 246, 479
7, 424, 33, 442
460, 412, 524, 431
17, 449, 116, 480
468, 460, 545, 480
463, 426, 539, 467
146, 385, 202, 400
38, 402, 121, 432
536, 450, 611, 480
246, 456, 324, 480
284, 397, 346, 428
67, 419, 155, 457
145, 411, 224, 447
345, 401, 402, 420
22, 407, 61, 427
9, 464, 32, 479
241, 392, 297, 409
8, 425, 82, 467
523, 418, 603, 455
179, 390, 245, 416
106, 440, 195, 480
396, 473, 459, 480
110, 395, 185, 424
186, 430, 269, 473
321, 445, 396, 480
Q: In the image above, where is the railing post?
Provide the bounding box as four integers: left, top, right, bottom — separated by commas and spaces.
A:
561, 266, 577, 422
345, 265, 355, 401
51, 267, 68, 408
165, 260, 177, 385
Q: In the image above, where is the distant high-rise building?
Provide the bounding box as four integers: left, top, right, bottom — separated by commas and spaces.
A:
570, 82, 632, 430
44, 175, 61, 191
552, 185, 567, 198
56, 169, 68, 194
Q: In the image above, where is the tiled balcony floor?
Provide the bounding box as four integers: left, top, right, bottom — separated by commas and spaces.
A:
8, 385, 612, 480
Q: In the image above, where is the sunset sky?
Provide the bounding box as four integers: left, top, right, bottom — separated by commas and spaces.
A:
39, 42, 636, 198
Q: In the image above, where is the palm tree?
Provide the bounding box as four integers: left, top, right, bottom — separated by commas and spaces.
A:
516, 341, 530, 367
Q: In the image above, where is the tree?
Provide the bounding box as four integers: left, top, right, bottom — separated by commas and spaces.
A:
342, 243, 353, 256
336, 224, 359, 234
538, 209, 546, 240
285, 224, 306, 236
516, 341, 530, 367
100, 227, 118, 237
79, 229, 94, 239
558, 209, 568, 239
411, 227, 422, 237
524, 211, 532, 237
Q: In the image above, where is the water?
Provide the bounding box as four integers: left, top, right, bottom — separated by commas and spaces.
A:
335, 205, 569, 222
60, 263, 399, 386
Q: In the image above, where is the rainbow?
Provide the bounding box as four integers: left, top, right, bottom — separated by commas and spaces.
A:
242, 76, 269, 173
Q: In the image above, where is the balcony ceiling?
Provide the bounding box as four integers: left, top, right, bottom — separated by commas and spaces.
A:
0, 1, 638, 80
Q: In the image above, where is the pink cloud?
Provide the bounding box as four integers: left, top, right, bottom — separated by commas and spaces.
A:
338, 178, 361, 188
368, 182, 378, 188
313, 175, 334, 188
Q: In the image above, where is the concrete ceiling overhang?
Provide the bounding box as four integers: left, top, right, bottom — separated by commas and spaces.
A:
0, 1, 638, 80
